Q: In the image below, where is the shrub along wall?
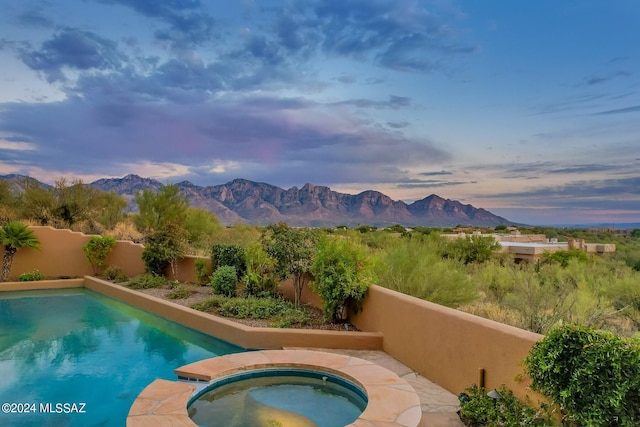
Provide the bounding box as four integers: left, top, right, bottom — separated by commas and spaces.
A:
3, 226, 544, 404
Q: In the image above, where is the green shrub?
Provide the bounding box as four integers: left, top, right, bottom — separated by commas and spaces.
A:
141, 225, 186, 276
210, 265, 238, 297
191, 295, 310, 327
310, 237, 377, 321
128, 273, 169, 289
441, 235, 500, 265
18, 270, 44, 281
194, 258, 209, 285
102, 265, 128, 283
242, 271, 279, 298
82, 236, 116, 275
167, 285, 192, 299
524, 324, 640, 426
243, 242, 279, 297
542, 248, 589, 267
211, 244, 246, 278
376, 238, 477, 307
458, 384, 553, 426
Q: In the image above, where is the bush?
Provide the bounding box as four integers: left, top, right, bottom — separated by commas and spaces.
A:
141, 225, 186, 276
442, 235, 500, 264
210, 265, 238, 297
242, 242, 278, 297
82, 236, 116, 275
310, 237, 377, 321
128, 273, 169, 289
18, 270, 44, 281
167, 285, 192, 299
458, 384, 553, 427
102, 265, 128, 283
194, 258, 209, 285
191, 295, 310, 328
376, 238, 477, 308
211, 244, 246, 278
524, 324, 640, 426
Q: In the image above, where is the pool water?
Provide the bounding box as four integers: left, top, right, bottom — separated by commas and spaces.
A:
0, 288, 243, 427
188, 369, 368, 427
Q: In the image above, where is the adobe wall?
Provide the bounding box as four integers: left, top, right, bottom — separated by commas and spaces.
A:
0, 226, 194, 281
0, 227, 97, 280
349, 285, 543, 401
1, 226, 544, 404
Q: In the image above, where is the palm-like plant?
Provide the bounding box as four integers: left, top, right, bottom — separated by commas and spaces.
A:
1, 222, 41, 282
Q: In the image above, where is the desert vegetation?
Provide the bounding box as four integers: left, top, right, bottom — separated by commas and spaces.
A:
2, 177, 640, 337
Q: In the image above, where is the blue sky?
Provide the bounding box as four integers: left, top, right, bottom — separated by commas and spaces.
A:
0, 0, 638, 225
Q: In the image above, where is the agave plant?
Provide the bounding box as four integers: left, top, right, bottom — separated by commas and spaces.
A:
0, 221, 40, 282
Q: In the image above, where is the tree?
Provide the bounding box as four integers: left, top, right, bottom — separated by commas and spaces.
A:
82, 236, 117, 275
310, 236, 377, 321
54, 178, 99, 227
441, 235, 500, 264
0, 180, 18, 222
141, 224, 186, 277
1, 222, 41, 282
95, 191, 128, 230
261, 223, 318, 306
134, 184, 189, 235
18, 177, 56, 225
183, 207, 222, 252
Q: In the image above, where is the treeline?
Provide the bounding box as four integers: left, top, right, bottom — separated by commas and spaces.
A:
2, 177, 640, 336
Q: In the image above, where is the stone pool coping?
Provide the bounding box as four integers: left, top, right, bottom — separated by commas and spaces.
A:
127, 349, 422, 427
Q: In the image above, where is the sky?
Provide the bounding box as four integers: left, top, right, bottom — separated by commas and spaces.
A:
0, 0, 638, 226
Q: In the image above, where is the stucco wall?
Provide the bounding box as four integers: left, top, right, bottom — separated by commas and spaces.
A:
1, 226, 545, 403
350, 285, 543, 401
0, 226, 181, 281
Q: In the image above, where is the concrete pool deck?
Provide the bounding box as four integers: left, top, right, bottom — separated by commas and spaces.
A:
127, 349, 463, 427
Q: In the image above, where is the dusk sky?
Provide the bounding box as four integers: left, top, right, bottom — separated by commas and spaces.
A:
0, 1, 638, 226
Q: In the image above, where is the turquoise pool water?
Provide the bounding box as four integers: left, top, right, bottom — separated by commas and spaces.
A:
188, 368, 367, 427
0, 288, 243, 427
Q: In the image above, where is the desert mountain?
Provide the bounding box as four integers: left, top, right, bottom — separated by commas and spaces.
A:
89, 174, 511, 227
2, 173, 512, 227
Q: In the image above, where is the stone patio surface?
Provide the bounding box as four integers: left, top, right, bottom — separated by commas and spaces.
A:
299, 348, 464, 427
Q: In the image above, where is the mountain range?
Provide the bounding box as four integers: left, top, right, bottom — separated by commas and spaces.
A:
2, 174, 512, 227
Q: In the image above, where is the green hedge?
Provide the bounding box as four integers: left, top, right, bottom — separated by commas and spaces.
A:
524, 324, 640, 426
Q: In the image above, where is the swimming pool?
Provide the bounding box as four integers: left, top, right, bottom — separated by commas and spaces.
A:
0, 288, 243, 427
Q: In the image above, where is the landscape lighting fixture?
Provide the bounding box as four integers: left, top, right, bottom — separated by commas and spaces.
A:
487, 389, 502, 400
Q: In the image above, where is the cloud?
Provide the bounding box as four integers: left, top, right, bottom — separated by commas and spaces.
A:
387, 121, 409, 129
548, 164, 618, 174
16, 8, 55, 28
19, 28, 126, 82
595, 105, 640, 115
96, 0, 215, 48
419, 170, 453, 176
0, 90, 449, 186
268, 0, 475, 73
396, 179, 470, 189
333, 95, 411, 109
483, 177, 640, 200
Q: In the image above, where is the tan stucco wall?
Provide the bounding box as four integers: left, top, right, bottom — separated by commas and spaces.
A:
1, 227, 545, 404
0, 226, 147, 280
350, 285, 544, 401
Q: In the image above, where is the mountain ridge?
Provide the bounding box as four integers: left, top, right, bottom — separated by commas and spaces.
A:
2, 174, 513, 227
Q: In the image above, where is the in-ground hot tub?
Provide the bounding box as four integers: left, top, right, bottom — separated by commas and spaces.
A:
187, 367, 368, 426
127, 349, 422, 427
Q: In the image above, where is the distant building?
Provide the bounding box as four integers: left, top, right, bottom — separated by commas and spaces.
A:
442, 230, 616, 262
